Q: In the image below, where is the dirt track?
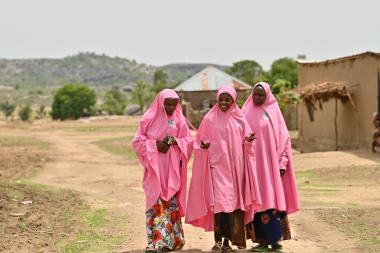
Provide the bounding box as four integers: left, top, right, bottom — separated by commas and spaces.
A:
4, 117, 380, 252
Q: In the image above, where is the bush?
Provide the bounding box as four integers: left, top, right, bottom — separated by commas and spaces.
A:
101, 89, 126, 115
19, 104, 32, 121
0, 100, 16, 120
51, 84, 96, 120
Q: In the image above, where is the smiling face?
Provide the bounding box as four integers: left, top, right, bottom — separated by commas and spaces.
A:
218, 93, 233, 112
252, 85, 267, 106
164, 98, 178, 116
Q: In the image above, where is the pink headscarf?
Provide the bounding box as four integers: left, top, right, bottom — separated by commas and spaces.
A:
242, 82, 299, 214
186, 86, 261, 231
132, 89, 193, 216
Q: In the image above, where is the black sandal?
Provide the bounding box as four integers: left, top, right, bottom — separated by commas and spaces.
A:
212, 241, 223, 252
160, 246, 171, 252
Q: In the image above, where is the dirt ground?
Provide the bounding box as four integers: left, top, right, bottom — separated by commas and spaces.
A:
0, 116, 379, 253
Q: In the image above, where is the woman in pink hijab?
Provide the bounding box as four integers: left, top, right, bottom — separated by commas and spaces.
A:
242, 82, 300, 252
186, 86, 261, 252
132, 89, 193, 253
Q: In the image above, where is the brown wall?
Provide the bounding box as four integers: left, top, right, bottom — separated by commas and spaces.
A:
177, 90, 251, 110
298, 54, 380, 152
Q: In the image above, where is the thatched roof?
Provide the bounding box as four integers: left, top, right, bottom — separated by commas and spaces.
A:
299, 82, 356, 105
299, 81, 358, 121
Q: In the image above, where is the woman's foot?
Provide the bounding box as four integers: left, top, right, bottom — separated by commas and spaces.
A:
271, 243, 283, 252
145, 245, 157, 253
160, 246, 171, 252
211, 241, 223, 252
221, 239, 235, 252
249, 244, 269, 252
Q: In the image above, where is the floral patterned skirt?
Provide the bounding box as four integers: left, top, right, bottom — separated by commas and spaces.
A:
146, 195, 185, 250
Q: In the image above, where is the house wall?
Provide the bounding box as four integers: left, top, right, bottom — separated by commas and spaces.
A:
298, 54, 380, 152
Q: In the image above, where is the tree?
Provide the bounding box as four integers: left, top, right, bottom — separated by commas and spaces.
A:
131, 80, 153, 113
19, 104, 32, 121
0, 100, 16, 120
51, 83, 96, 120
226, 60, 263, 85
151, 69, 170, 94
153, 69, 168, 85
102, 88, 127, 115
267, 57, 297, 89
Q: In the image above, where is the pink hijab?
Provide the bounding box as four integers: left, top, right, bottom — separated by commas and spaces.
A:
186, 86, 261, 231
242, 82, 299, 214
132, 89, 193, 216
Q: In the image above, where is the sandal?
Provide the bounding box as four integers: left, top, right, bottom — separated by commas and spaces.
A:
271, 243, 283, 252
160, 246, 171, 252
221, 242, 235, 253
249, 244, 270, 252
211, 241, 223, 252
145, 246, 157, 253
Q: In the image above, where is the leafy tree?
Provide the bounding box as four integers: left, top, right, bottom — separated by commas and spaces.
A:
51, 83, 96, 120
267, 57, 297, 89
19, 104, 32, 121
131, 80, 153, 113
0, 100, 16, 120
153, 69, 168, 85
226, 60, 263, 85
151, 69, 171, 94
102, 88, 127, 115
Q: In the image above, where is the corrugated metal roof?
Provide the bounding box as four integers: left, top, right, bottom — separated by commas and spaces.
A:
174, 66, 252, 91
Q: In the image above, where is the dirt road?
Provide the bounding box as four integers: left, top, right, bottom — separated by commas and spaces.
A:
19, 118, 378, 252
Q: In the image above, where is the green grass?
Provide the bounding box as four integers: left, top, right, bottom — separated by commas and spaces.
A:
58, 207, 124, 253
94, 136, 135, 160
0, 136, 50, 150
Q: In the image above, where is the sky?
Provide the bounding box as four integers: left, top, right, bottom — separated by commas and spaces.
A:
0, 0, 379, 70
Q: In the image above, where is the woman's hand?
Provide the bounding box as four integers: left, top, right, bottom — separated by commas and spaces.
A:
200, 141, 210, 149
245, 133, 256, 142
156, 140, 169, 153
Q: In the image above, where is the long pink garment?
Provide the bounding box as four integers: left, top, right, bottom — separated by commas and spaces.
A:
186, 86, 261, 231
132, 89, 193, 216
242, 82, 299, 215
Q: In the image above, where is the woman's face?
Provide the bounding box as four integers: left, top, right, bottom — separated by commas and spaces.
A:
252, 85, 267, 106
164, 98, 178, 115
218, 93, 233, 112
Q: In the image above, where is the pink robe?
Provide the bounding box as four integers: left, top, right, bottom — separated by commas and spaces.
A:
186, 86, 261, 231
132, 89, 193, 216
242, 82, 299, 215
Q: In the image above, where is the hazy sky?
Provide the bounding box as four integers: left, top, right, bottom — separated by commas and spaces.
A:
0, 0, 379, 70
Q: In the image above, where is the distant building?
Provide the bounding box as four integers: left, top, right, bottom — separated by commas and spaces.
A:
297, 51, 380, 152
174, 66, 251, 110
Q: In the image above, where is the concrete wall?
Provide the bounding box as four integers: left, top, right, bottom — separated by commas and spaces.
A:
298, 54, 380, 152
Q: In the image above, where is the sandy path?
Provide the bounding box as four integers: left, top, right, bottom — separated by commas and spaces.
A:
30, 129, 370, 253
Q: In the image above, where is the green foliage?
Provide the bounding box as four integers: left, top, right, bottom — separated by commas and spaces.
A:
153, 69, 168, 85
151, 69, 172, 94
131, 80, 153, 113
102, 88, 127, 115
226, 60, 263, 85
266, 57, 297, 89
18, 104, 32, 121
36, 105, 46, 119
0, 100, 16, 120
51, 83, 96, 120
